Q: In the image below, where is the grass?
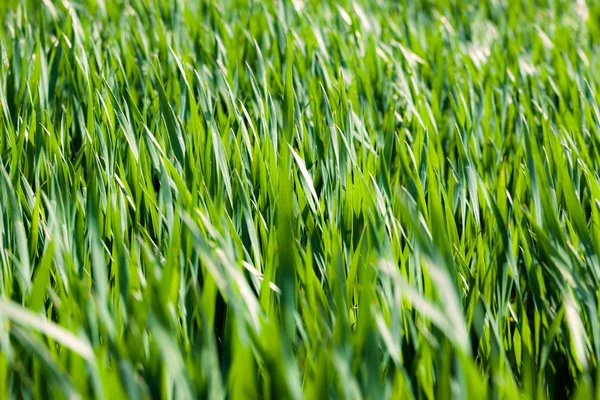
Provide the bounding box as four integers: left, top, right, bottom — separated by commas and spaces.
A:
1, 0, 600, 398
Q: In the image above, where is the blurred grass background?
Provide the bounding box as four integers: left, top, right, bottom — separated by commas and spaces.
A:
1, 0, 600, 398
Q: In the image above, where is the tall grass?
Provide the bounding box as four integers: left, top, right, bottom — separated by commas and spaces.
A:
1, 0, 600, 398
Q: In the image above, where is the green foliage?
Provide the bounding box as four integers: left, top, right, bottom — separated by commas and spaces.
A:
1, 0, 600, 398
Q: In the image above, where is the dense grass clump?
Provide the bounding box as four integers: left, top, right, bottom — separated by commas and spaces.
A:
2, 0, 600, 398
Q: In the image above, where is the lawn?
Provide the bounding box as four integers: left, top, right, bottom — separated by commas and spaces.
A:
1, 0, 600, 398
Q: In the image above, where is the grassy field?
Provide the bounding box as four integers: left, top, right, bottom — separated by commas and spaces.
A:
1, 0, 600, 398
